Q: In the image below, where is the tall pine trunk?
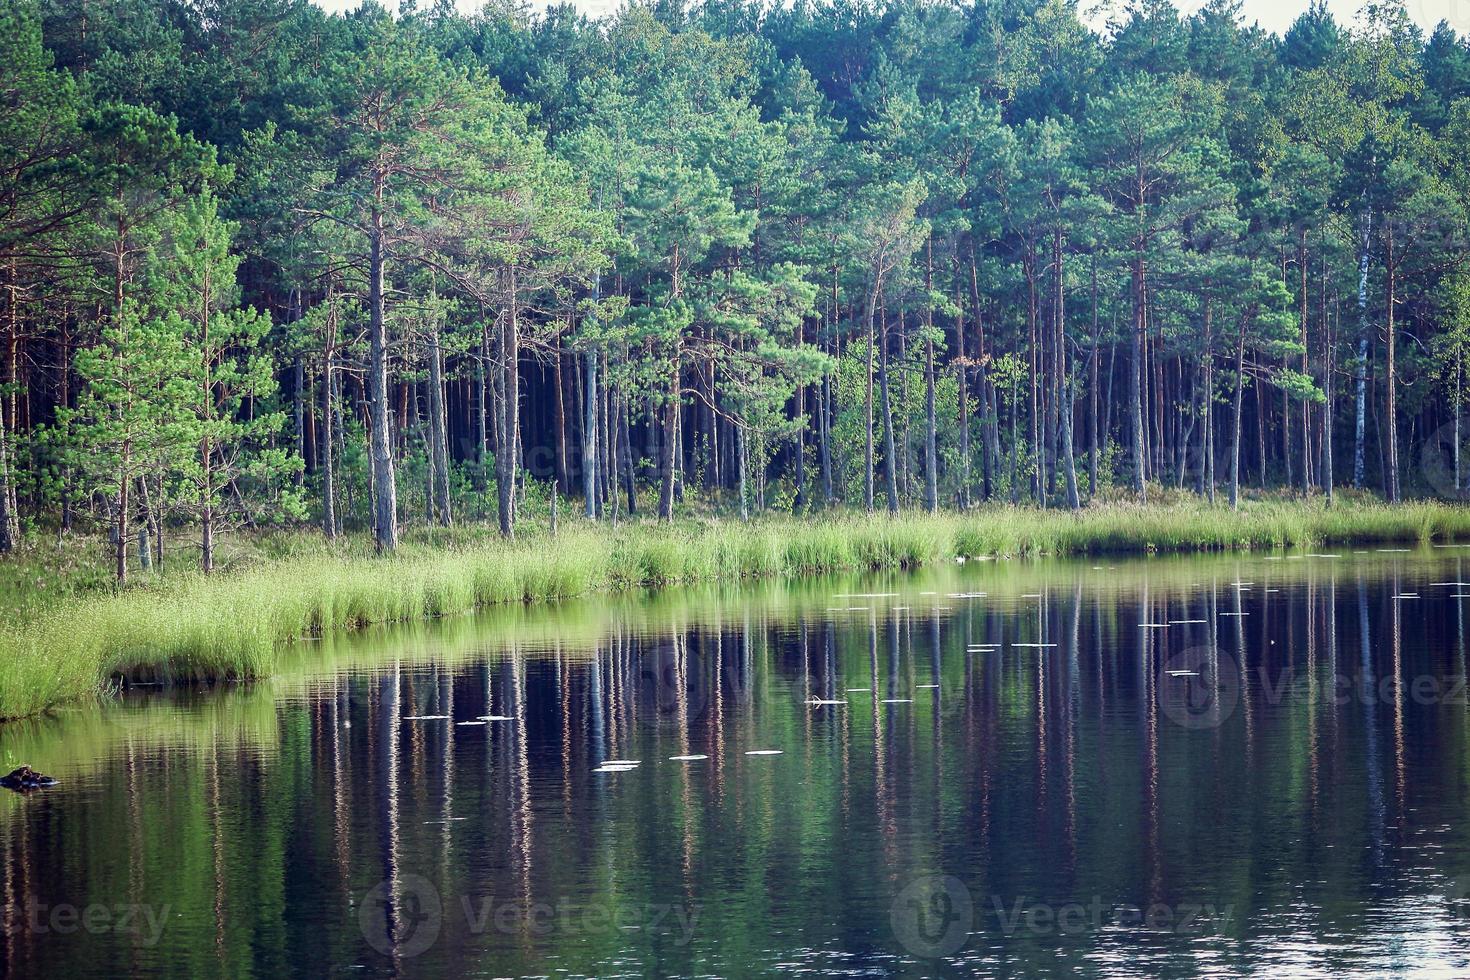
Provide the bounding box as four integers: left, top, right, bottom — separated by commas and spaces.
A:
1130, 253, 1148, 501
428, 320, 451, 526
879, 307, 899, 515
368, 193, 399, 553
1353, 206, 1371, 489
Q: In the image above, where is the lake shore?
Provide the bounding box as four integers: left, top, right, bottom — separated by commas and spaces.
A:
5, 499, 1470, 721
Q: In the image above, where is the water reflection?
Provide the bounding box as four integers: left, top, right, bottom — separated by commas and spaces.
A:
2, 552, 1470, 977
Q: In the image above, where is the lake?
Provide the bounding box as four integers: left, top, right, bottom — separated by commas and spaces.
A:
3, 550, 1470, 977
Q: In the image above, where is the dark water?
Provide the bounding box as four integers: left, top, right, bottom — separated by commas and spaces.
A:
4, 550, 1470, 978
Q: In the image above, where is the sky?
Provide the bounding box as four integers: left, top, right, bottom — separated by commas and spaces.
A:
311, 0, 1470, 36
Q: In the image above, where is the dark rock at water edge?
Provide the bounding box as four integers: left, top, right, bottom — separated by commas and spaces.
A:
1, 766, 57, 792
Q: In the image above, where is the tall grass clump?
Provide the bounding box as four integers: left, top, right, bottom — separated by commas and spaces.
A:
4, 498, 1470, 720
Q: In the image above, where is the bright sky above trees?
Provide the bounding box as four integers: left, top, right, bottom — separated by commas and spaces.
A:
313, 0, 1469, 36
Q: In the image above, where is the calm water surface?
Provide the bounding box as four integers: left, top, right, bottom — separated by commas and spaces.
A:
3, 550, 1470, 977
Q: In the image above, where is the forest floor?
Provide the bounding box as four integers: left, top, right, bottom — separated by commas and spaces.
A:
3, 495, 1470, 721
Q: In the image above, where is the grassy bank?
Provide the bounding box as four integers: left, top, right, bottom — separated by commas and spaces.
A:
4, 499, 1470, 721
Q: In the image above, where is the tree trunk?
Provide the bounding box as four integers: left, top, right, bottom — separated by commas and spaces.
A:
321, 347, 336, 539
1130, 253, 1148, 501
924, 333, 938, 513
428, 320, 452, 526
879, 305, 899, 515
1088, 259, 1100, 502
0, 391, 13, 555
864, 280, 878, 513
293, 353, 305, 487
368, 195, 399, 553
115, 463, 129, 585
496, 275, 520, 538
583, 346, 598, 519
737, 423, 749, 521
954, 257, 971, 509
1323, 290, 1335, 507
1059, 360, 1081, 510
1353, 206, 1371, 489
658, 366, 677, 522
1384, 232, 1400, 503
1229, 314, 1248, 511
1299, 230, 1311, 495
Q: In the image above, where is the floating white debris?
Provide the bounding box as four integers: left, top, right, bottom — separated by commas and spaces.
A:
1454, 594, 1470, 599
603, 759, 642, 766
881, 698, 914, 704
746, 750, 784, 756
1394, 594, 1421, 599
807, 699, 848, 706
917, 684, 940, 690
1169, 620, 1207, 625
920, 591, 938, 596
846, 687, 872, 693
1166, 670, 1200, 678
455, 721, 487, 727
1264, 557, 1283, 561
1266, 589, 1280, 593
670, 755, 708, 762
1219, 612, 1249, 617
847, 606, 870, 611
593, 764, 639, 773
1306, 554, 1342, 559
1140, 623, 1170, 628
479, 715, 513, 721
955, 556, 967, 564
424, 818, 468, 824
402, 715, 449, 721
1012, 642, 1058, 648
1376, 549, 1412, 553
1021, 593, 1043, 599
1430, 582, 1470, 587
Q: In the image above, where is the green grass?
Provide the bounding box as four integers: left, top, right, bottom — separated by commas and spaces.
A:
4, 498, 1470, 721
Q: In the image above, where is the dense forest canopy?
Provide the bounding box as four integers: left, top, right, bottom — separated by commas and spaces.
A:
4, 0, 1470, 579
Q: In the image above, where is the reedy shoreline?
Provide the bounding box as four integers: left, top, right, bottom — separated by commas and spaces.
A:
4, 500, 1470, 721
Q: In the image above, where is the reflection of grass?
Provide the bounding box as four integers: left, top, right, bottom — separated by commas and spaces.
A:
4, 501, 1470, 720
0, 685, 285, 788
